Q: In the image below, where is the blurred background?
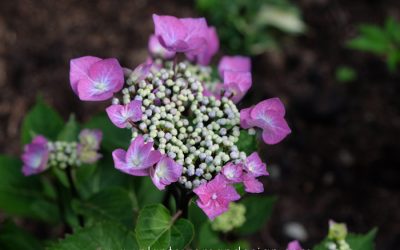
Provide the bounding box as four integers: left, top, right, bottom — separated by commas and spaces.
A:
0, 0, 399, 249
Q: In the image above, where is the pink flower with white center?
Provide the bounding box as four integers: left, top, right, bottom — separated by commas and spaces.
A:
106, 100, 143, 128
193, 174, 240, 220
287, 240, 303, 250
240, 97, 291, 144
218, 56, 251, 77
69, 56, 124, 101
186, 26, 219, 65
242, 173, 264, 193
153, 14, 208, 53
221, 162, 243, 183
78, 129, 102, 150
148, 34, 176, 59
223, 70, 252, 103
150, 155, 183, 190
244, 152, 268, 177
112, 135, 161, 176
21, 135, 49, 176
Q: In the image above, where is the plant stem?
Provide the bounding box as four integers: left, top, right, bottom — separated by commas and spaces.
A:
66, 166, 84, 227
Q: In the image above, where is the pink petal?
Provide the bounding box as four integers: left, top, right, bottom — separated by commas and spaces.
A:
221, 162, 243, 183
243, 174, 264, 193
112, 148, 149, 176
240, 106, 254, 129
223, 71, 252, 103
150, 156, 182, 190
185, 26, 219, 65
21, 135, 49, 176
69, 56, 101, 94
218, 56, 251, 77
245, 152, 268, 177
260, 115, 291, 145
287, 240, 303, 250
106, 101, 143, 128
153, 14, 187, 51
196, 198, 230, 220
130, 63, 152, 83
148, 34, 176, 59
250, 97, 286, 119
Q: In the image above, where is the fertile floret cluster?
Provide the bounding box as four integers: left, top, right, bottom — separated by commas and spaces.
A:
211, 202, 246, 233
21, 129, 102, 176
69, 14, 291, 219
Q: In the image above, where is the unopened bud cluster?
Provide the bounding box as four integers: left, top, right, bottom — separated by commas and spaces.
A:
211, 202, 246, 233
48, 141, 80, 169
113, 60, 248, 189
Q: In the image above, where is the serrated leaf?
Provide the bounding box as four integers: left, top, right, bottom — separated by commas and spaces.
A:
0, 220, 43, 250
48, 221, 138, 250
72, 187, 135, 228
237, 195, 277, 235
21, 97, 64, 144
84, 113, 130, 152
237, 130, 258, 155
135, 204, 194, 249
57, 114, 80, 142
0, 155, 59, 223
347, 228, 378, 250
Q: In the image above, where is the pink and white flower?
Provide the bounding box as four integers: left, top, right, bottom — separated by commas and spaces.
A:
242, 173, 264, 193
150, 156, 183, 190
69, 56, 124, 101
153, 14, 208, 53
244, 152, 268, 177
148, 34, 176, 59
21, 135, 49, 176
112, 135, 161, 176
106, 100, 143, 128
218, 56, 251, 77
240, 97, 291, 144
221, 162, 243, 183
223, 70, 252, 103
193, 174, 240, 220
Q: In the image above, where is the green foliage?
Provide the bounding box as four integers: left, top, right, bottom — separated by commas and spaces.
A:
72, 187, 135, 228
0, 155, 59, 223
57, 114, 80, 142
347, 17, 400, 72
48, 221, 138, 250
84, 113, 131, 152
21, 97, 64, 144
135, 204, 194, 249
237, 195, 277, 235
0, 220, 44, 250
237, 130, 258, 155
196, 0, 305, 55
336, 66, 357, 83
198, 222, 251, 249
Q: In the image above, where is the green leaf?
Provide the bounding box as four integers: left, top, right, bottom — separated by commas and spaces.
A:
347, 24, 390, 54
236, 130, 258, 155
135, 177, 164, 208
335, 66, 357, 83
170, 219, 195, 249
72, 187, 135, 228
57, 114, 80, 142
48, 221, 138, 250
84, 113, 130, 152
198, 222, 227, 249
347, 228, 378, 250
0, 155, 59, 223
21, 97, 64, 144
0, 220, 43, 250
135, 204, 194, 249
237, 195, 277, 235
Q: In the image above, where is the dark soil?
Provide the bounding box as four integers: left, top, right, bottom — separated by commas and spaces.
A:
1, 0, 399, 249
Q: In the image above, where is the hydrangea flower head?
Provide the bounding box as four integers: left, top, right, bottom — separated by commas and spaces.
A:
70, 56, 124, 101
193, 174, 240, 220
150, 155, 183, 190
112, 135, 162, 176
22, 135, 50, 176
70, 14, 291, 220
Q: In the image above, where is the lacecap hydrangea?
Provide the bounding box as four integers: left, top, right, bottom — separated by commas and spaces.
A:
69, 14, 291, 219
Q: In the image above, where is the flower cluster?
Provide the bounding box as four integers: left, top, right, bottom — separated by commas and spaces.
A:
69, 14, 290, 219
325, 220, 351, 250
211, 202, 246, 232
21, 129, 102, 176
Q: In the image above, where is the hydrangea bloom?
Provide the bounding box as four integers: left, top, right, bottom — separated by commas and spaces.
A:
70, 56, 124, 101
287, 240, 303, 250
112, 135, 162, 176
193, 174, 240, 220
150, 155, 183, 190
240, 97, 291, 144
106, 100, 143, 128
70, 14, 290, 220
22, 135, 50, 176
21, 129, 102, 175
